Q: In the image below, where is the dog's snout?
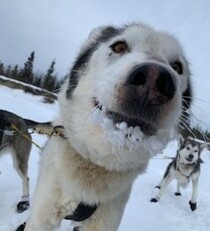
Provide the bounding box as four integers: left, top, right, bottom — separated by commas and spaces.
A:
126, 63, 176, 105
188, 154, 194, 160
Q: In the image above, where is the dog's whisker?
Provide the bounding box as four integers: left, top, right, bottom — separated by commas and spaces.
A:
180, 111, 191, 122
179, 116, 210, 143
183, 98, 209, 113
88, 104, 103, 117
184, 111, 210, 143
178, 123, 186, 131
190, 113, 209, 130
179, 119, 197, 139
180, 105, 209, 133
184, 96, 210, 105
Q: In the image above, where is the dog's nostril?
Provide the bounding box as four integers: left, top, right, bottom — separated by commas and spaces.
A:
127, 67, 147, 86
156, 71, 175, 99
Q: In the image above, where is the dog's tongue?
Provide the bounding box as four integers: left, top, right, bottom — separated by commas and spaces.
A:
91, 106, 176, 155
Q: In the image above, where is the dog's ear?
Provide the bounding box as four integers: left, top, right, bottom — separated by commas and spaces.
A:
87, 26, 108, 41
200, 143, 208, 152
199, 158, 204, 164
86, 25, 120, 44
178, 134, 185, 147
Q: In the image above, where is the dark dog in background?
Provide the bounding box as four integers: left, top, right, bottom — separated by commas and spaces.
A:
0, 109, 50, 213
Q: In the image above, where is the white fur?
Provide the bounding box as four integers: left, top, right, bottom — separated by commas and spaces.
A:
25, 23, 191, 231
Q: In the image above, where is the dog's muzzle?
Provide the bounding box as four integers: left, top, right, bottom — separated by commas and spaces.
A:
107, 62, 177, 135
93, 63, 177, 136
186, 154, 194, 162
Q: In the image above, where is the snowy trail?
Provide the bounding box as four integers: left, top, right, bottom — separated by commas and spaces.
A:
0, 85, 210, 231
120, 150, 210, 231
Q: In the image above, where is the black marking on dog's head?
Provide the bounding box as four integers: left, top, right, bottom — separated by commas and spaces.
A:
66, 26, 123, 98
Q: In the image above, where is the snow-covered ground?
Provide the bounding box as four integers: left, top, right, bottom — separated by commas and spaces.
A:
0, 85, 210, 231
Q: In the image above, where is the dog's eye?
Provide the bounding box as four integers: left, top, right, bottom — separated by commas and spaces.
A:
171, 61, 183, 74
110, 41, 128, 54
186, 147, 190, 150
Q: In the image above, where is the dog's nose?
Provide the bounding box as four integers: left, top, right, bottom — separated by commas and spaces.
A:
188, 154, 194, 160
126, 63, 176, 105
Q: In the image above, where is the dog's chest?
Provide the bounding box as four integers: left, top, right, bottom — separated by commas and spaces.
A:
175, 163, 194, 186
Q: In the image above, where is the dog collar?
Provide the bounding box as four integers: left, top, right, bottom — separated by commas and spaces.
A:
64, 202, 98, 222
176, 155, 199, 178
177, 166, 192, 179
176, 162, 198, 179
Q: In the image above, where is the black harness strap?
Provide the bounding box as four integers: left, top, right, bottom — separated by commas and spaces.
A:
176, 154, 200, 179
64, 202, 98, 222
73, 226, 80, 231
15, 203, 98, 231
15, 222, 26, 231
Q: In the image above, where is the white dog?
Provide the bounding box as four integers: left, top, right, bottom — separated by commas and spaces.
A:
18, 22, 192, 231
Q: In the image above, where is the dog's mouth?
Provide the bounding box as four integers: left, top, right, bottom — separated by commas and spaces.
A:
92, 98, 156, 136
91, 97, 176, 154
185, 157, 194, 163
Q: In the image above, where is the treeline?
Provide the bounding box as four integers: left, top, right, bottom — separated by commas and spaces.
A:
0, 51, 65, 92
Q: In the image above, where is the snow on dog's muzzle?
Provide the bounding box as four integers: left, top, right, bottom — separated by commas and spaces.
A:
91, 102, 176, 155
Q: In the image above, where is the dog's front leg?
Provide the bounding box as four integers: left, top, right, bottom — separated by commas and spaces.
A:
24, 185, 63, 231
151, 175, 173, 202
175, 182, 182, 196
189, 177, 199, 211
155, 177, 165, 189
77, 188, 131, 231
23, 170, 76, 230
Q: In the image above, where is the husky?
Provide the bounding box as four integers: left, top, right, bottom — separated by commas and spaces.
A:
151, 136, 205, 211
18, 22, 192, 231
0, 109, 50, 213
